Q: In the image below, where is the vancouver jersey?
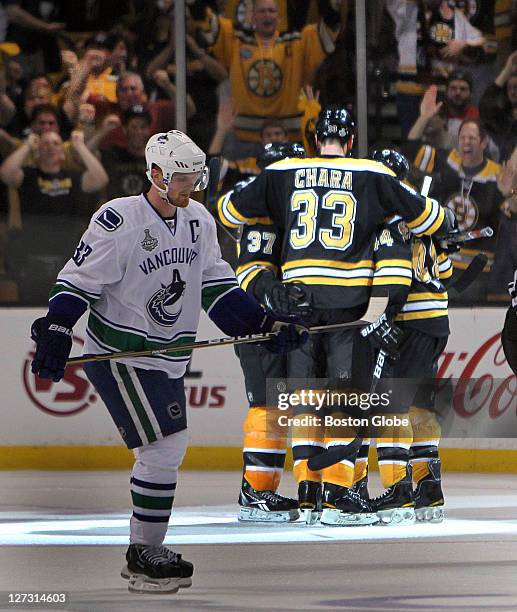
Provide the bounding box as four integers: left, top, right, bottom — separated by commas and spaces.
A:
50, 194, 238, 378
219, 156, 445, 309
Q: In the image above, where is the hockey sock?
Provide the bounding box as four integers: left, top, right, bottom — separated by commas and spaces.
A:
291, 404, 325, 484
409, 406, 441, 482
243, 407, 287, 491
320, 415, 359, 488
376, 414, 413, 488
129, 430, 188, 545
353, 438, 370, 484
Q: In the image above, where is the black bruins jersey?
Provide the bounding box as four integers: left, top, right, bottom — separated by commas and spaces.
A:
236, 221, 281, 300
219, 156, 446, 309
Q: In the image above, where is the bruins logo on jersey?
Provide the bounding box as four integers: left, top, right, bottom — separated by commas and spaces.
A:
146, 270, 185, 327
445, 193, 479, 231
247, 59, 283, 97
429, 22, 453, 44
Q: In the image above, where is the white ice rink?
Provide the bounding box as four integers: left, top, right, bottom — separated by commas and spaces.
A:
1, 471, 517, 611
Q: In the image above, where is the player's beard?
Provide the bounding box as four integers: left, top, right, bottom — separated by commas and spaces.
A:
167, 192, 190, 208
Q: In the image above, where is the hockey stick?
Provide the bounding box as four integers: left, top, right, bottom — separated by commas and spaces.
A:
307, 348, 388, 471
206, 155, 221, 207
448, 253, 488, 294
66, 295, 389, 365
206, 156, 241, 244
441, 226, 493, 245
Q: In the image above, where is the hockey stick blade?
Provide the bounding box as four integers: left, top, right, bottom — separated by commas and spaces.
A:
307, 348, 388, 471
307, 435, 362, 471
450, 253, 488, 294
66, 295, 389, 366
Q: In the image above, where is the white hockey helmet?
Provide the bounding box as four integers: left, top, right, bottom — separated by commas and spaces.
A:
145, 130, 209, 196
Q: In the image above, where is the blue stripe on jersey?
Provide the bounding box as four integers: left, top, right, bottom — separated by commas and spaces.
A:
55, 278, 101, 299
202, 277, 237, 286
90, 307, 197, 344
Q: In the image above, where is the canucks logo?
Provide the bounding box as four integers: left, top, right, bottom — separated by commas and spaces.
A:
141, 229, 158, 252
146, 270, 186, 327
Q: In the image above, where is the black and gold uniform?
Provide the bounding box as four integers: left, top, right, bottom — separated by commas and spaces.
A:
234, 221, 288, 494
219, 156, 446, 309
365, 218, 452, 490
219, 147, 449, 490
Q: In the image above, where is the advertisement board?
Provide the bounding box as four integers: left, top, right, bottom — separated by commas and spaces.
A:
0, 307, 515, 469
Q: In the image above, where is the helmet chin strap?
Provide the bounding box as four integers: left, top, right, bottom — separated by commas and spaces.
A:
147, 170, 177, 207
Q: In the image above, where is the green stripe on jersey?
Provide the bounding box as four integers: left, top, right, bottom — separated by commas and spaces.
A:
50, 283, 98, 306
116, 363, 157, 444
202, 282, 238, 311
88, 313, 195, 355
131, 492, 174, 510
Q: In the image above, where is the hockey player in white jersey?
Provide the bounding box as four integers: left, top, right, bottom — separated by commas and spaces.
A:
30, 130, 308, 594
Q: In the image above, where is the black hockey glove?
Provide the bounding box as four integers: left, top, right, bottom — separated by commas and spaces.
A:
436, 235, 463, 254
31, 316, 73, 382
262, 280, 313, 318
260, 312, 309, 354
360, 313, 406, 358
435, 206, 458, 238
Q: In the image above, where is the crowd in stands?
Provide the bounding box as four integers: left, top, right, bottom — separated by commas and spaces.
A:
0, 0, 514, 305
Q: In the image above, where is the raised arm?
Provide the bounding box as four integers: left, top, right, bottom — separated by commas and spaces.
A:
408, 86, 443, 141
70, 131, 109, 193
0, 133, 38, 188
186, 34, 228, 83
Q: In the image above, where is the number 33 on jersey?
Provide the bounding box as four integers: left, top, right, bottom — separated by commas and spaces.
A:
219, 156, 446, 309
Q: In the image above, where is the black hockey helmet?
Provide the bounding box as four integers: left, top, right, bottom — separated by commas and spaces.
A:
315, 105, 355, 146
371, 149, 409, 181
256, 141, 306, 170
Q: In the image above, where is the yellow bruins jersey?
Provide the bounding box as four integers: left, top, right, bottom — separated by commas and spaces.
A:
218, 156, 446, 309
373, 218, 451, 337
211, 22, 331, 142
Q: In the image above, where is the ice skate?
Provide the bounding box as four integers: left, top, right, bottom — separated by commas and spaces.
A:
351, 475, 370, 502
298, 480, 322, 524
373, 473, 416, 525
413, 459, 445, 523
320, 483, 379, 526
238, 478, 299, 522
121, 544, 193, 593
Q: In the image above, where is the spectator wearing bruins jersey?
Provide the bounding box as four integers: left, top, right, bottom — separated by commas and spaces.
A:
222, 0, 347, 33
418, 118, 515, 301
356, 150, 452, 525
209, 0, 338, 145
219, 107, 454, 526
